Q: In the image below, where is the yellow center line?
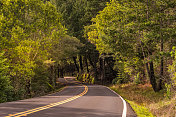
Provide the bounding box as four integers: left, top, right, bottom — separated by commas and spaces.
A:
5, 78, 88, 117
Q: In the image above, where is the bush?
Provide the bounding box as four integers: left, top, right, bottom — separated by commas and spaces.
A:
112, 77, 123, 84
31, 66, 52, 96
90, 75, 95, 84
77, 73, 94, 84
0, 52, 14, 103
78, 74, 83, 81
168, 47, 176, 94
133, 73, 141, 85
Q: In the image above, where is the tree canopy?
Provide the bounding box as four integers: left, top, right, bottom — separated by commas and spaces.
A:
0, 0, 81, 102
0, 0, 175, 103
86, 0, 176, 91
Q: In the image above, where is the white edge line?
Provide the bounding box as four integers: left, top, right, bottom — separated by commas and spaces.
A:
105, 87, 127, 117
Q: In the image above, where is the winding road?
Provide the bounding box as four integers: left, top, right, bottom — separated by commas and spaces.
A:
0, 77, 136, 117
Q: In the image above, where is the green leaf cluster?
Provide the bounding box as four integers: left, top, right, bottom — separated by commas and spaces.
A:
86, 0, 175, 91
0, 0, 82, 100
168, 47, 176, 88
0, 52, 13, 103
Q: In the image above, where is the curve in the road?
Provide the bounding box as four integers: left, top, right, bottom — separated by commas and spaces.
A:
5, 79, 88, 117
106, 87, 127, 117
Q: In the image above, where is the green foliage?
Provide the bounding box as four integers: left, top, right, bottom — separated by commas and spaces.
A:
77, 74, 83, 81
31, 65, 50, 96
0, 52, 14, 103
127, 100, 155, 117
168, 47, 176, 88
110, 84, 175, 117
0, 0, 82, 101
77, 73, 94, 84
111, 86, 155, 116
112, 72, 129, 84
54, 0, 108, 39
165, 83, 171, 99
0, 0, 175, 104
89, 75, 95, 84
134, 73, 142, 85
47, 82, 54, 91
112, 78, 118, 85
54, 0, 108, 80
87, 0, 176, 91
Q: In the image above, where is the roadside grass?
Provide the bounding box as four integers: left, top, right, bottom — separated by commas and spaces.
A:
127, 99, 154, 117
110, 83, 176, 117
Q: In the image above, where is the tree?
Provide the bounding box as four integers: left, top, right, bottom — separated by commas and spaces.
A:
86, 0, 175, 91
53, 0, 109, 80
0, 0, 71, 99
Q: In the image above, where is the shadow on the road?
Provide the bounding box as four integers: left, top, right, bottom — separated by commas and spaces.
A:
34, 85, 118, 97
0, 78, 136, 117
0, 97, 136, 117
57, 78, 118, 97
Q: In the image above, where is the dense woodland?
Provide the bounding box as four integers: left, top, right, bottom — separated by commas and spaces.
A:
0, 0, 175, 104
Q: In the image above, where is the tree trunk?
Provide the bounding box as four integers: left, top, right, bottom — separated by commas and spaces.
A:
50, 65, 56, 88
26, 79, 31, 98
99, 57, 104, 83
84, 55, 89, 73
105, 59, 117, 77
58, 64, 60, 78
145, 63, 150, 80
88, 55, 98, 81
60, 68, 64, 78
158, 37, 164, 90
79, 55, 83, 72
140, 41, 158, 92
54, 66, 57, 86
149, 61, 158, 92
102, 58, 105, 85
73, 57, 79, 72
140, 41, 150, 82
88, 55, 95, 68
158, 20, 164, 90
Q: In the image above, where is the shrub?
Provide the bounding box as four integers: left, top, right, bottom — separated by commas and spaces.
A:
90, 75, 95, 84
0, 52, 14, 103
133, 73, 141, 85
168, 47, 176, 93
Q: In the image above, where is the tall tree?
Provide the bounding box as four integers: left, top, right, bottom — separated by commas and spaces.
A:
86, 0, 175, 91
0, 0, 81, 99
53, 0, 109, 79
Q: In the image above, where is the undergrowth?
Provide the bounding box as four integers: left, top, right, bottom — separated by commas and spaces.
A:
110, 83, 176, 117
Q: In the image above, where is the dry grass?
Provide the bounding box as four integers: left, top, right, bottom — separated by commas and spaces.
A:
110, 83, 176, 117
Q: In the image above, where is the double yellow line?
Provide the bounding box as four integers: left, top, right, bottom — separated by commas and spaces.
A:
5, 79, 88, 117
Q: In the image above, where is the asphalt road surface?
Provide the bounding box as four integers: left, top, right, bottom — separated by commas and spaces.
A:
0, 77, 136, 117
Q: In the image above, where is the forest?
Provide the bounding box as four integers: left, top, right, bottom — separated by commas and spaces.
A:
0, 0, 175, 116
